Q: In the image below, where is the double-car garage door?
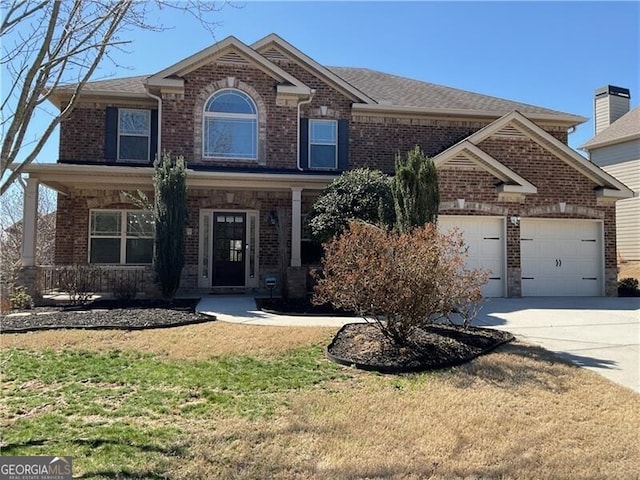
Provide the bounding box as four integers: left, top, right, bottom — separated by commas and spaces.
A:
439, 216, 604, 297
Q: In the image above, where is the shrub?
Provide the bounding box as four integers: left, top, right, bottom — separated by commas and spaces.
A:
313, 222, 489, 346
112, 276, 138, 301
9, 286, 33, 310
306, 168, 395, 243
153, 154, 187, 299
392, 145, 439, 233
618, 277, 640, 297
58, 265, 99, 305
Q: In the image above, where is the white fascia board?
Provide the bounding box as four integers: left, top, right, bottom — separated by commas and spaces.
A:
144, 77, 184, 89
252, 34, 375, 104
433, 141, 538, 194
147, 36, 308, 90
352, 104, 586, 127
276, 85, 313, 96
498, 184, 538, 195
596, 188, 635, 200
16, 163, 336, 191
581, 133, 640, 151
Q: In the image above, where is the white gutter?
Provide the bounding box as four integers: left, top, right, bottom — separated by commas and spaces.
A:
296, 89, 316, 171
144, 85, 162, 164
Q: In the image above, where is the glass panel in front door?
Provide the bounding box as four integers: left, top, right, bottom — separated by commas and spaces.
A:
212, 213, 246, 287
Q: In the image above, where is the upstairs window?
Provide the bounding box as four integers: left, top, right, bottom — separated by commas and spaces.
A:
89, 210, 154, 264
299, 118, 349, 171
203, 89, 258, 160
309, 120, 337, 169
118, 109, 150, 161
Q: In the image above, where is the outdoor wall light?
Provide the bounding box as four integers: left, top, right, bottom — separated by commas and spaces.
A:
510, 215, 521, 226
268, 210, 278, 226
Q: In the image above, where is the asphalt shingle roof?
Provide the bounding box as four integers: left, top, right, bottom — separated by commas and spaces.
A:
56, 75, 149, 95
56, 66, 579, 121
581, 106, 640, 149
328, 67, 575, 117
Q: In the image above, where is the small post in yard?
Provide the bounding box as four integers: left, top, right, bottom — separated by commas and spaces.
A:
265, 276, 277, 299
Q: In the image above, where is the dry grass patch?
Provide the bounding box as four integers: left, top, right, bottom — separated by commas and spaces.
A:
0, 322, 336, 360
619, 261, 640, 280
169, 342, 640, 480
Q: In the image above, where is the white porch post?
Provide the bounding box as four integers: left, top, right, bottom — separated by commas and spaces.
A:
290, 187, 302, 267
21, 177, 40, 267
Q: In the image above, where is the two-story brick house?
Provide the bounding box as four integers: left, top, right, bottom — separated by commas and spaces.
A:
17, 34, 633, 298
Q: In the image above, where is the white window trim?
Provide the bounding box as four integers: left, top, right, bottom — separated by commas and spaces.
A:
117, 108, 151, 162
203, 89, 258, 161
309, 119, 338, 170
88, 209, 154, 265
198, 209, 260, 289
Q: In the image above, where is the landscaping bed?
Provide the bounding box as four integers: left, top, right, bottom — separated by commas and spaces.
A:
255, 296, 355, 316
327, 322, 515, 373
0, 298, 209, 333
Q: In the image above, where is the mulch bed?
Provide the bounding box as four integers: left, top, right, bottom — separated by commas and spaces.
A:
0, 298, 212, 334
327, 322, 515, 374
256, 297, 355, 316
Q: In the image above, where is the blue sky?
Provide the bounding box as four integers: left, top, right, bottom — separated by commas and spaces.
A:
14, 1, 640, 163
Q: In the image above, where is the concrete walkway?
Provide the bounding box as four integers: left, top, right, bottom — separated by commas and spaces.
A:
197, 295, 364, 327
196, 295, 640, 392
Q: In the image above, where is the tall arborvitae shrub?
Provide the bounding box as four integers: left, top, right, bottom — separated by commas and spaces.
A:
153, 154, 187, 298
392, 145, 439, 233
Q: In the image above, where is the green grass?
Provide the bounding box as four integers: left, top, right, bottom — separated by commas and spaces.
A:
0, 346, 345, 478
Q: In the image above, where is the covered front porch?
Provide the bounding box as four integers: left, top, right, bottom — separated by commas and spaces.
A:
16, 163, 337, 300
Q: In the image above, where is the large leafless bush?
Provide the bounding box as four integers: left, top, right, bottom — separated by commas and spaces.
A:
313, 222, 489, 346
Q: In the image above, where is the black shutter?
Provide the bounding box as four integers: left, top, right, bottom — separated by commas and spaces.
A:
337, 119, 349, 171
150, 109, 158, 162
104, 107, 118, 161
299, 118, 309, 170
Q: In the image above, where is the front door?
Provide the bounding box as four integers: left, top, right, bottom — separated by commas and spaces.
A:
213, 213, 246, 287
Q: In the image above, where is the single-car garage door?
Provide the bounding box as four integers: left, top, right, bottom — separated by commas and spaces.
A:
438, 216, 505, 297
520, 219, 603, 296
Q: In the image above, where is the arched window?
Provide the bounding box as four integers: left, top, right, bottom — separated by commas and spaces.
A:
203, 89, 258, 159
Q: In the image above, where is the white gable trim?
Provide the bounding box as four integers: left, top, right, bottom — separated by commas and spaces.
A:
458, 110, 634, 199
252, 33, 376, 104
433, 141, 537, 195
147, 36, 309, 93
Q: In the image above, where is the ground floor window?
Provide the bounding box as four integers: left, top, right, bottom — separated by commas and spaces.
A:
89, 210, 154, 264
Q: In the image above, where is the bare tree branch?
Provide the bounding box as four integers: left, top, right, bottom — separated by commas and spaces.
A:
1, 0, 233, 194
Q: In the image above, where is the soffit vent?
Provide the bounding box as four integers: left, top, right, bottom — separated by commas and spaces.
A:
493, 124, 526, 139
217, 51, 250, 65
261, 46, 291, 63
443, 153, 478, 169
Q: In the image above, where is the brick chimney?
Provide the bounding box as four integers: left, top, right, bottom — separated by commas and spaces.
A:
594, 85, 630, 134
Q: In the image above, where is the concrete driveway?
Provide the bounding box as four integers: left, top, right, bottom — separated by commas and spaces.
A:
473, 297, 640, 393
198, 295, 640, 393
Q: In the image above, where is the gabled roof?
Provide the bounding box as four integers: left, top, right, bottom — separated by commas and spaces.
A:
333, 67, 586, 126
146, 35, 309, 93
251, 34, 375, 104
436, 110, 634, 200
47, 33, 585, 126
433, 141, 537, 196
581, 106, 640, 150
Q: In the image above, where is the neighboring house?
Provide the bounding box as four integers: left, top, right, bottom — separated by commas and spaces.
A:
581, 86, 639, 262
15, 34, 633, 298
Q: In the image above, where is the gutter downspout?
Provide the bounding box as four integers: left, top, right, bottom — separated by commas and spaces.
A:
145, 84, 162, 165
297, 89, 316, 171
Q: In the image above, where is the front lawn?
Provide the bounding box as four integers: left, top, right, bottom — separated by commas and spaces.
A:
1, 323, 638, 479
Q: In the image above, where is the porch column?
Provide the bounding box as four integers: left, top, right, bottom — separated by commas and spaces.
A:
21, 177, 39, 267
290, 187, 302, 267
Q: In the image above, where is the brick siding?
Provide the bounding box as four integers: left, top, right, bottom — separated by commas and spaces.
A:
53, 55, 616, 296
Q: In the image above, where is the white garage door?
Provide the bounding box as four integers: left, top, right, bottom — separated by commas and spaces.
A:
438, 216, 505, 297
520, 219, 603, 296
